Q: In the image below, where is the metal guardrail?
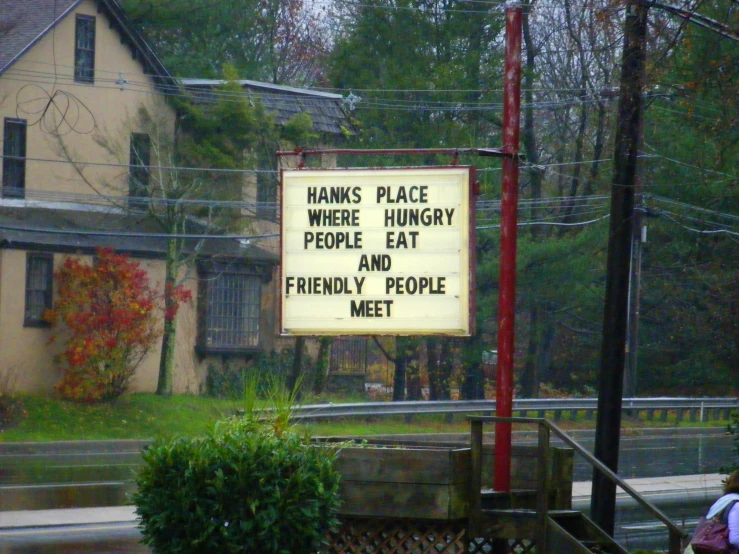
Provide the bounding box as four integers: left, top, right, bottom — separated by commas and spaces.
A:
288, 397, 738, 421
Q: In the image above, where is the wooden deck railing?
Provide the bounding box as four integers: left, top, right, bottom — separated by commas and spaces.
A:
468, 415, 687, 554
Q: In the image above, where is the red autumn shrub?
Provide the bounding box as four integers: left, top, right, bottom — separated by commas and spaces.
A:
45, 248, 188, 402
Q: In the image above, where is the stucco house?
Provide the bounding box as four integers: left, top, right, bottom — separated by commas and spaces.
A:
0, 0, 350, 394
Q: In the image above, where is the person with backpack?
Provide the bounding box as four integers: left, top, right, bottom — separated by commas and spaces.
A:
687, 469, 739, 554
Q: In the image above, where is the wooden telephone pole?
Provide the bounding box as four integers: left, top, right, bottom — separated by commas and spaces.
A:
591, 0, 649, 536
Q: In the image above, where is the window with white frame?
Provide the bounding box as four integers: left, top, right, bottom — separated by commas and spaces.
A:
74, 15, 96, 83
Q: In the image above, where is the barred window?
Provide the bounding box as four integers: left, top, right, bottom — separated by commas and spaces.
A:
74, 15, 95, 83
2, 118, 26, 198
25, 254, 53, 327
129, 133, 151, 200
199, 269, 261, 354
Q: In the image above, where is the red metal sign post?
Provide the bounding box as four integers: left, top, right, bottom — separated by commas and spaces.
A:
494, 6, 522, 493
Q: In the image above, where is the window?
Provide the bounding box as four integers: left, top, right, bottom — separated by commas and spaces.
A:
25, 254, 53, 327
2, 118, 26, 198
74, 15, 95, 83
199, 267, 261, 354
129, 133, 151, 200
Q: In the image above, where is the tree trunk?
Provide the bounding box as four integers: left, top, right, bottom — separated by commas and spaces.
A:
520, 0, 545, 400
311, 337, 332, 395
392, 337, 407, 401
287, 336, 305, 397
584, 99, 608, 196
522, 0, 544, 238
405, 341, 422, 401
521, 304, 540, 398
536, 316, 555, 385
427, 337, 440, 400
461, 334, 484, 400
437, 338, 453, 400
156, 240, 178, 396
561, 0, 589, 228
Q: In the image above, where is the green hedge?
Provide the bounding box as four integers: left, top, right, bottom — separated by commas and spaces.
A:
133, 417, 341, 553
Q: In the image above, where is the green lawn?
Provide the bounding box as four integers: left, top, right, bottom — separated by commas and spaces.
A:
0, 393, 730, 442
0, 394, 240, 441
0, 393, 476, 441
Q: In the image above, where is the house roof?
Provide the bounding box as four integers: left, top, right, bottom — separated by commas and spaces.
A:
0, 203, 277, 265
181, 79, 352, 136
0, 0, 176, 88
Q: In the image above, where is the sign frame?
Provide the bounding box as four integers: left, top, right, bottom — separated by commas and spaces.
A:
279, 165, 476, 337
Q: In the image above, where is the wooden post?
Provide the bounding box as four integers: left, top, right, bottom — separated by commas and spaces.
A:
669, 529, 682, 554
537, 422, 550, 554
469, 418, 483, 537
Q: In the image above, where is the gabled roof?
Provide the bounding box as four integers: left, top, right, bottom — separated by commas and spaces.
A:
0, 0, 176, 88
182, 79, 352, 136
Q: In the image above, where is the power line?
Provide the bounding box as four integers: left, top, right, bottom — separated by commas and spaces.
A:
0, 153, 618, 175
643, 153, 737, 179
660, 212, 739, 237
7, 66, 730, 115
476, 214, 611, 230
650, 195, 739, 222
2, 67, 629, 113
0, 221, 279, 241
0, 154, 277, 174
1, 187, 612, 213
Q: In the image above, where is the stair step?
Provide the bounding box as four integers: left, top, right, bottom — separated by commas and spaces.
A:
549, 509, 582, 517
481, 489, 539, 509
548, 512, 629, 554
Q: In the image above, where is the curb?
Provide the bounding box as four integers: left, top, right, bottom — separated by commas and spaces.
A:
0, 507, 138, 530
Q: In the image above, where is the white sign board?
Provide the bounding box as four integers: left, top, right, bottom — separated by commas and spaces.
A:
280, 167, 474, 336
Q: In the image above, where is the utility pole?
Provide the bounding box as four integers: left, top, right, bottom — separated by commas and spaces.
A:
494, 5, 522, 494
591, 0, 649, 536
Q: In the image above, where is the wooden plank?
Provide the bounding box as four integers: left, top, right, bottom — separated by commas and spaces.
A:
335, 447, 470, 484
552, 448, 574, 510
536, 424, 550, 554
469, 419, 483, 535
479, 445, 573, 510
338, 481, 469, 519
478, 509, 538, 539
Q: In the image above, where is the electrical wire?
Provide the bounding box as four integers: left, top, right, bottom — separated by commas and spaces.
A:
476, 214, 611, 230
1, 68, 631, 113
660, 212, 739, 237
0, 221, 280, 241
650, 195, 739, 222
644, 153, 738, 179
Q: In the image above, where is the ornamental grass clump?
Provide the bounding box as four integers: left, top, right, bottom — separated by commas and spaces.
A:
133, 415, 342, 554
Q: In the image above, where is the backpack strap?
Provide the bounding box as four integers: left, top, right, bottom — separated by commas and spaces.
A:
720, 499, 739, 525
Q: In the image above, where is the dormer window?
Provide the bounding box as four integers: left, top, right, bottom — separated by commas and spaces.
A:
74, 15, 96, 83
